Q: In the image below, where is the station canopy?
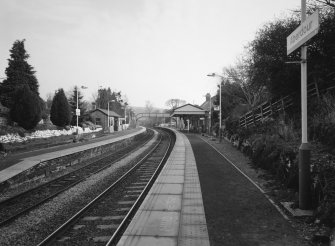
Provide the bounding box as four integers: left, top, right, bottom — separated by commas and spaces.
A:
171, 104, 207, 117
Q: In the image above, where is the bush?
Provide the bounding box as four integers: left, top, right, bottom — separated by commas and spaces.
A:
34, 123, 58, 131
229, 124, 299, 190
50, 89, 72, 127
10, 85, 42, 130
312, 154, 335, 226
310, 123, 335, 149
310, 94, 335, 149
82, 121, 96, 130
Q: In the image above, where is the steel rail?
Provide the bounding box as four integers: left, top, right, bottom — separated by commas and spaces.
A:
0, 130, 154, 227
106, 128, 174, 245
36, 129, 169, 246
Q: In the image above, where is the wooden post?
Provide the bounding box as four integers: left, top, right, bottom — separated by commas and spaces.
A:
269, 102, 273, 116
281, 97, 286, 118
252, 110, 256, 126
315, 81, 320, 99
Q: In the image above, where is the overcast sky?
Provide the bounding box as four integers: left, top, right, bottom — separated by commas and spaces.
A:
0, 0, 301, 109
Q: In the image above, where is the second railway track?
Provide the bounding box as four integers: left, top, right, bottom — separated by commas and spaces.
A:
37, 127, 175, 246
0, 129, 154, 226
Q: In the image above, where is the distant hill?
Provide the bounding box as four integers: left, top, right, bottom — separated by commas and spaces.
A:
131, 106, 167, 115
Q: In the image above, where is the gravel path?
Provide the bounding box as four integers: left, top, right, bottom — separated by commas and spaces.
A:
187, 134, 309, 246
0, 131, 159, 246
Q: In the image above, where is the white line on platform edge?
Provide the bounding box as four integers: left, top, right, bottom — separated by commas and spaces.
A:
200, 136, 290, 221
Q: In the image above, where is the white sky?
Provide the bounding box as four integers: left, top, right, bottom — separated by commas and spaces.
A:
0, 0, 301, 109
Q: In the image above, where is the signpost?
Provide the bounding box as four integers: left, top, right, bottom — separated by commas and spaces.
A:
287, 10, 319, 55
287, 1, 319, 210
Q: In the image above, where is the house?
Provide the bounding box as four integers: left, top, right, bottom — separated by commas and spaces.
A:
88, 108, 121, 132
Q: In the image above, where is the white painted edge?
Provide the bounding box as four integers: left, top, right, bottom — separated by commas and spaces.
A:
200, 136, 290, 221
0, 127, 147, 183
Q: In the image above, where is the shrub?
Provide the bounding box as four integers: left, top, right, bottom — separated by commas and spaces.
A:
34, 123, 58, 131
50, 89, 72, 127
310, 94, 335, 149
312, 154, 335, 226
10, 85, 42, 130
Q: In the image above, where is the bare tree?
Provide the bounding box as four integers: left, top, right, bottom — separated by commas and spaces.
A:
91, 91, 98, 108
224, 56, 268, 109
314, 0, 335, 7
165, 99, 186, 111
45, 92, 54, 110
145, 100, 154, 114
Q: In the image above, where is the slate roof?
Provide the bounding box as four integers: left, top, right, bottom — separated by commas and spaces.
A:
90, 108, 121, 118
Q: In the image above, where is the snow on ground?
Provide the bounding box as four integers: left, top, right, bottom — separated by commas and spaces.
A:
0, 127, 102, 144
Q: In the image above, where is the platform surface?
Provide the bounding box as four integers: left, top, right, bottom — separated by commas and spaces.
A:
0, 127, 146, 184
117, 129, 210, 246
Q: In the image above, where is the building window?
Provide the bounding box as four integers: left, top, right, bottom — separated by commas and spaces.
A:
96, 118, 101, 125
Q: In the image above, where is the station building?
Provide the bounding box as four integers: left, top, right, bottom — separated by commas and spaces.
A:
170, 103, 208, 133
88, 108, 121, 132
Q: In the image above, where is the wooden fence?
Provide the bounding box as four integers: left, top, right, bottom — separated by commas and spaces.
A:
239, 81, 328, 128
239, 95, 294, 128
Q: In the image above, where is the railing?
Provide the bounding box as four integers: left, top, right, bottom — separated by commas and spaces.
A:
239, 95, 293, 128
238, 81, 333, 128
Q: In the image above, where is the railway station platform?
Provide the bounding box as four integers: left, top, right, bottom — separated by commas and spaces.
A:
0, 127, 146, 186
118, 129, 308, 246
117, 129, 210, 246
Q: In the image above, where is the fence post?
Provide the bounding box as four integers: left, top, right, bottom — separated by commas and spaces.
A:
314, 81, 320, 99
269, 102, 273, 116
281, 97, 286, 118
252, 109, 256, 126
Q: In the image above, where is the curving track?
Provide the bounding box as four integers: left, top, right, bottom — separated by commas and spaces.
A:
0, 129, 154, 227
37, 127, 175, 246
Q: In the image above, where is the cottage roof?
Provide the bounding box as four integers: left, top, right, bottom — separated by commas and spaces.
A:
91, 108, 121, 118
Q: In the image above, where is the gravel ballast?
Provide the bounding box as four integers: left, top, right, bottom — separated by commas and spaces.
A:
0, 131, 159, 246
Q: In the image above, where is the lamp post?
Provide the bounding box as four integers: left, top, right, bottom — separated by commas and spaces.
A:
108, 100, 115, 133
203, 94, 212, 135
76, 85, 88, 129
124, 102, 128, 126
207, 73, 223, 142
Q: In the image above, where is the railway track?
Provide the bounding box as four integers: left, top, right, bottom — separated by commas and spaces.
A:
37, 127, 175, 246
0, 129, 154, 227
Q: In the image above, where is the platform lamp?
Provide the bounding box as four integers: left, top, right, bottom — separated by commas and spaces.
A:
207, 73, 223, 142
108, 100, 115, 133
76, 85, 88, 130
124, 102, 128, 124
203, 93, 212, 136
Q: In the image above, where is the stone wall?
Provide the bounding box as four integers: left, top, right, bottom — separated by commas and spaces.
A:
0, 131, 145, 191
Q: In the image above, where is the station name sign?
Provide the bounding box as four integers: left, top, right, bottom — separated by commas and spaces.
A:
287, 11, 319, 55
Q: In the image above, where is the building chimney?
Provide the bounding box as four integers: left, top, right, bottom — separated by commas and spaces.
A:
206, 93, 210, 102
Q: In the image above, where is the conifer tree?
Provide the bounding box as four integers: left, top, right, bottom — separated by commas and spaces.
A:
50, 89, 72, 127
10, 85, 42, 130
0, 39, 39, 108
68, 86, 86, 125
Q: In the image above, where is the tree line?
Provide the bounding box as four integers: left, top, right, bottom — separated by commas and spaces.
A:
0, 40, 130, 130
212, 2, 335, 126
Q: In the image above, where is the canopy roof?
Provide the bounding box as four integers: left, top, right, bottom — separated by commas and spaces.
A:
171, 104, 207, 117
